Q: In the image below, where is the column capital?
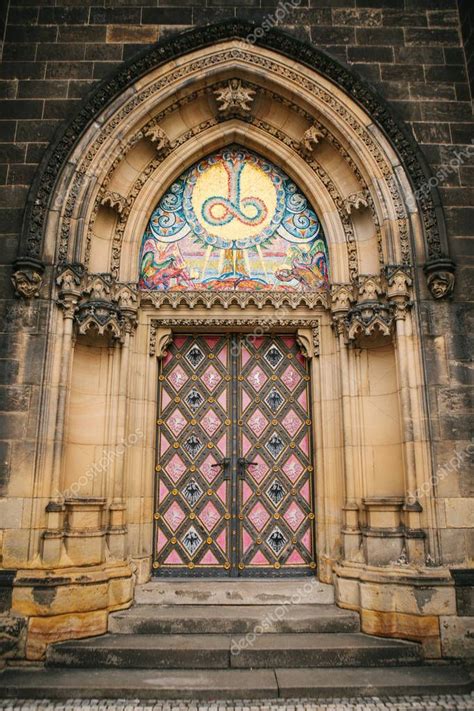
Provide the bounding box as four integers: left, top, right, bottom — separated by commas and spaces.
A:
55, 264, 139, 342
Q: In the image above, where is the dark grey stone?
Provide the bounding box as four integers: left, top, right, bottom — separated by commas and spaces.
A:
275, 665, 473, 697
46, 631, 422, 670
451, 569, 474, 616
109, 603, 360, 635
0, 570, 16, 613
0, 665, 471, 700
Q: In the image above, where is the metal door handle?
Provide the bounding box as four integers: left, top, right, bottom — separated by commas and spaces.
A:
210, 457, 231, 479
237, 457, 257, 479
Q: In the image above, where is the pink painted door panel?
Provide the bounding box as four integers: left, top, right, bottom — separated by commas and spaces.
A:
238, 335, 315, 574
154, 334, 232, 575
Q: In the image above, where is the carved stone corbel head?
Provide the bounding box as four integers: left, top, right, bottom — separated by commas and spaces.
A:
424, 257, 455, 300
11, 257, 45, 299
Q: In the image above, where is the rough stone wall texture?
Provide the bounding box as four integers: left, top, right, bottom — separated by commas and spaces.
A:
0, 1, 472, 566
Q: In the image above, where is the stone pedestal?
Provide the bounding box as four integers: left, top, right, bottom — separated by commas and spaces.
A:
441, 569, 474, 658
342, 502, 362, 562
41, 501, 66, 566
64, 498, 106, 566
362, 497, 405, 566
107, 501, 128, 560
12, 563, 134, 660
334, 562, 456, 658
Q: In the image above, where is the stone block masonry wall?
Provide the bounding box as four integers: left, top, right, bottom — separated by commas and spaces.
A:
458, 0, 474, 100
0, 1, 472, 566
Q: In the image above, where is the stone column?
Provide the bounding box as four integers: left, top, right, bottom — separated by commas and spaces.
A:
331, 285, 361, 562
107, 289, 138, 560
296, 324, 324, 574
41, 267, 83, 566
387, 267, 426, 565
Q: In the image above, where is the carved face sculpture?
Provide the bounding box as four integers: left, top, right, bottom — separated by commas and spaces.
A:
427, 271, 455, 299
11, 269, 42, 298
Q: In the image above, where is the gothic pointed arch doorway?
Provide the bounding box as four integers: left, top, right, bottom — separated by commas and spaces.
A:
9, 22, 458, 658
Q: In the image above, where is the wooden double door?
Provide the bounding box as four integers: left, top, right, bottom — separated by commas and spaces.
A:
153, 334, 316, 576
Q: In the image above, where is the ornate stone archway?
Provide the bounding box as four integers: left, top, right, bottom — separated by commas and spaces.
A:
10, 22, 457, 661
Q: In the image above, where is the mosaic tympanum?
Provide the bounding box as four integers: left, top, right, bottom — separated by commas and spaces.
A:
139, 146, 329, 292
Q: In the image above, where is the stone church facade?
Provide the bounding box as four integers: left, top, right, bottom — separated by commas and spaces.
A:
0, 1, 472, 665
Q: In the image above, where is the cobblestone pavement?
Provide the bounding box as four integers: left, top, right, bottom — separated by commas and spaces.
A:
0, 697, 472, 710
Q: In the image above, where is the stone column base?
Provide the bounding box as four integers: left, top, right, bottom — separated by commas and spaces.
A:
11, 562, 134, 660
334, 561, 457, 658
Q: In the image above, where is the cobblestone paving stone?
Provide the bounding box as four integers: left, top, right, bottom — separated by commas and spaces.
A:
0, 696, 473, 710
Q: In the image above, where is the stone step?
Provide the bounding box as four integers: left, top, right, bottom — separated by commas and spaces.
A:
231, 632, 422, 668
109, 603, 360, 635
46, 632, 422, 669
1, 665, 472, 700
135, 578, 334, 606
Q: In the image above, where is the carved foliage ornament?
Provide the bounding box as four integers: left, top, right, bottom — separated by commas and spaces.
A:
330, 267, 413, 344
141, 288, 328, 311
143, 124, 170, 155
344, 190, 369, 215
100, 191, 127, 215
149, 317, 320, 357
56, 265, 138, 342
300, 123, 325, 154
214, 79, 256, 116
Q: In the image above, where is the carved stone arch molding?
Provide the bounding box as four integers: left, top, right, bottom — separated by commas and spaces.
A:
13, 21, 454, 300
